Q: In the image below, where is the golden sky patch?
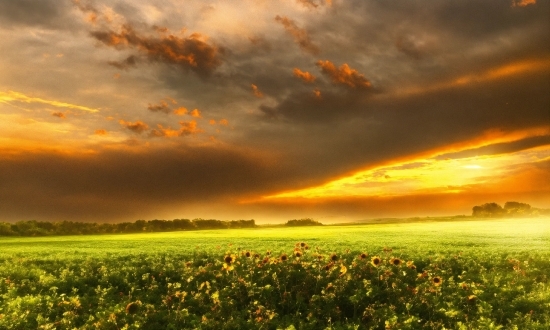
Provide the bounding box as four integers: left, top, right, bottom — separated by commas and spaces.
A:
0, 91, 99, 113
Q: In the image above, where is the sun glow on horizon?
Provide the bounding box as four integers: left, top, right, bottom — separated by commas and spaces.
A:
263, 140, 550, 200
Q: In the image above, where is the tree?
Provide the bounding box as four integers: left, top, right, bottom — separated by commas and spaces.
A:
472, 203, 505, 218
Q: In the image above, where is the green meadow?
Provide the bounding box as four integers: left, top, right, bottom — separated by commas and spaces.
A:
1, 218, 549, 329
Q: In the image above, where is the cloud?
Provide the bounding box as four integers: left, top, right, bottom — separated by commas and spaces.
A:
251, 84, 264, 98
293, 68, 316, 83
395, 35, 425, 60
51, 112, 66, 119
0, 144, 297, 222
149, 120, 202, 138
173, 107, 188, 116
512, 0, 536, 7
0, 0, 70, 29
275, 15, 320, 55
94, 129, 108, 135
296, 0, 319, 9
147, 100, 171, 114
189, 109, 202, 118
0, 91, 99, 112
316, 60, 372, 89
90, 24, 223, 77
108, 55, 138, 70
119, 119, 148, 134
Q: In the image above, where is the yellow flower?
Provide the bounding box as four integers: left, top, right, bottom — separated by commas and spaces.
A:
390, 257, 402, 266
340, 264, 347, 275
432, 276, 442, 286
371, 256, 381, 267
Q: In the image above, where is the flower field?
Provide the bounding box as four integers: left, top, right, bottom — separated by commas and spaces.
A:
0, 218, 549, 329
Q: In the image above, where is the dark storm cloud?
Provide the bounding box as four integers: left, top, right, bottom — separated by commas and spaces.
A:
435, 135, 550, 160
0, 0, 71, 29
91, 24, 223, 77
0, 145, 302, 222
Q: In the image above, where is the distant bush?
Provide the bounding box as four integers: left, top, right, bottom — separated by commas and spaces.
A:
472, 201, 548, 218
285, 218, 323, 226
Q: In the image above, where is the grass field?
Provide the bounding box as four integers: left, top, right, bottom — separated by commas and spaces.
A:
1, 217, 549, 329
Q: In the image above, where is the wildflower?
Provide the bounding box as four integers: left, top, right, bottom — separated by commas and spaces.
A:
432, 276, 442, 286
262, 257, 270, 264
294, 250, 303, 258
300, 242, 306, 248
304, 245, 309, 250
390, 257, 402, 266
359, 253, 368, 260
406, 261, 416, 269
467, 295, 477, 304
330, 253, 338, 262
317, 254, 324, 260
280, 254, 288, 262
371, 256, 382, 267
125, 301, 140, 314
340, 264, 348, 276
254, 253, 260, 259
224, 255, 235, 264
266, 250, 271, 256
223, 263, 234, 271
244, 251, 251, 258
324, 262, 334, 271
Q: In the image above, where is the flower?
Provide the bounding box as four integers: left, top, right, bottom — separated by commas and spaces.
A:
244, 251, 251, 258
359, 253, 368, 260
406, 261, 416, 269
280, 254, 288, 262
300, 242, 306, 248
390, 257, 402, 266
371, 256, 381, 267
432, 276, 442, 286
330, 253, 338, 262
125, 301, 140, 314
339, 264, 348, 276
294, 250, 303, 258
224, 255, 235, 264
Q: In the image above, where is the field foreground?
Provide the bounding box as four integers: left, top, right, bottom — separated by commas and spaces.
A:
0, 218, 549, 329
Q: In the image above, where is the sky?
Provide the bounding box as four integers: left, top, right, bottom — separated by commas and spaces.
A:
0, 0, 549, 224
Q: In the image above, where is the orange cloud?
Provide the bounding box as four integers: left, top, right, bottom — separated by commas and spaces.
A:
316, 60, 372, 89
52, 112, 66, 119
219, 119, 229, 126
512, 0, 536, 7
293, 68, 316, 83
296, 0, 319, 9
179, 120, 202, 135
94, 129, 108, 135
313, 89, 322, 98
147, 100, 171, 114
251, 84, 264, 98
0, 90, 99, 112
173, 107, 188, 116
275, 16, 320, 55
190, 109, 202, 118
90, 25, 222, 77
119, 119, 148, 134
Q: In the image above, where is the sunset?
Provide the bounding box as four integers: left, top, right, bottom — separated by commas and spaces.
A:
0, 1, 549, 327
0, 0, 548, 223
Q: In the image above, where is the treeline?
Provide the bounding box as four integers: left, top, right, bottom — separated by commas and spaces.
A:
285, 218, 323, 226
472, 201, 550, 218
0, 219, 256, 237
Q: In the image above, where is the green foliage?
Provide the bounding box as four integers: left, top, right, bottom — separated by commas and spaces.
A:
285, 218, 323, 227
0, 218, 549, 329
0, 219, 256, 237
472, 201, 548, 218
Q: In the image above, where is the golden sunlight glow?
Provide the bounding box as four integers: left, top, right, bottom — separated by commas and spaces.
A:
0, 91, 99, 113
264, 131, 550, 200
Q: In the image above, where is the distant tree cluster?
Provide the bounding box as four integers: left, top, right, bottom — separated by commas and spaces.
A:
285, 218, 323, 226
0, 219, 256, 237
472, 201, 549, 218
